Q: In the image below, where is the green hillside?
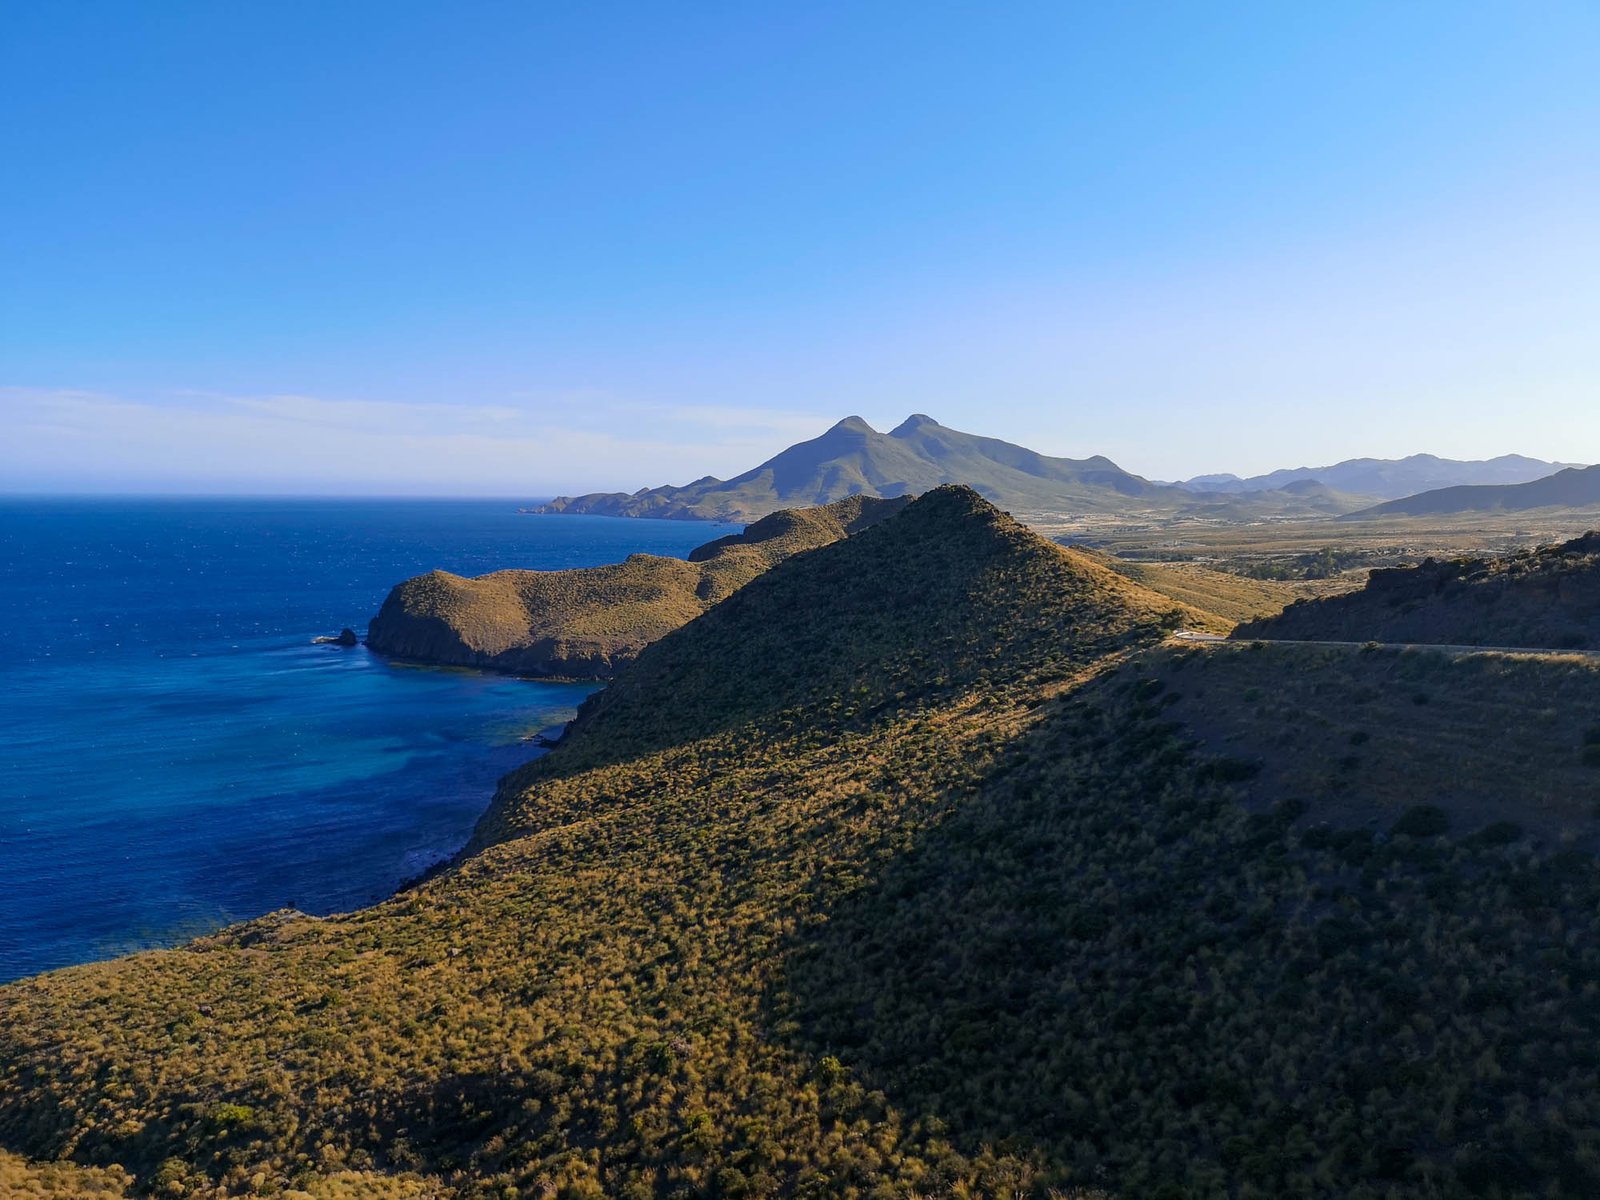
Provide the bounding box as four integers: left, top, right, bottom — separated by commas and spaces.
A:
366, 495, 907, 677
1235, 530, 1600, 649
3, 489, 1599, 1199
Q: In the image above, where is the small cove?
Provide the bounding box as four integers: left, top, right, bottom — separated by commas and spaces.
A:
0, 498, 725, 981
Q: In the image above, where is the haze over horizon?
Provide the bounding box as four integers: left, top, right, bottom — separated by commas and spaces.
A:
4, 2, 1597, 494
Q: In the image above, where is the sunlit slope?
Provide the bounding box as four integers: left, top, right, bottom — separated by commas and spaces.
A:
493, 484, 1194, 805
2, 489, 1599, 1198
0, 1150, 131, 1198
1079, 550, 1363, 630
366, 495, 906, 677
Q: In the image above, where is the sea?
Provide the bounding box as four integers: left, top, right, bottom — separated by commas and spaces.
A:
0, 498, 724, 983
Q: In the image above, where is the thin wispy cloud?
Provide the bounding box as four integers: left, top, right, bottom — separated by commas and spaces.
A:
0, 387, 828, 495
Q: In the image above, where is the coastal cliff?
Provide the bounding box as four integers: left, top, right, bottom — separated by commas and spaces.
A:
365, 494, 908, 677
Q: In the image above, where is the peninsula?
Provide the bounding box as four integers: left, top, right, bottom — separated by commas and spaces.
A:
367, 495, 907, 677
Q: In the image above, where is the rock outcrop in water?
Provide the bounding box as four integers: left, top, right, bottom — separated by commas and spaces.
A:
365, 494, 908, 677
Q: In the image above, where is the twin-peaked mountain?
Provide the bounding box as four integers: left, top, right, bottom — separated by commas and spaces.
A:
536, 414, 1169, 521
535, 414, 1362, 522
536, 414, 1583, 523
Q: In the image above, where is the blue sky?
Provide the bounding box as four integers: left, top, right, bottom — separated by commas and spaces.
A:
3, 2, 1597, 494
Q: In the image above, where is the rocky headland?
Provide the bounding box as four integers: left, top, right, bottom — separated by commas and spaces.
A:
365, 494, 908, 677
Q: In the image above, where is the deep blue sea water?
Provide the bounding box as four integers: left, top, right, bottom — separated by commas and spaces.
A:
0, 499, 724, 982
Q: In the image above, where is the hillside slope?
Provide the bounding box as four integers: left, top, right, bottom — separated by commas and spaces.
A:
3, 489, 1600, 1199
1083, 550, 1363, 627
1235, 530, 1600, 648
1344, 463, 1600, 519
366, 495, 906, 677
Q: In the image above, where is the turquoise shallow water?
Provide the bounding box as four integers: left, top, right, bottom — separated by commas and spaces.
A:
0, 498, 725, 981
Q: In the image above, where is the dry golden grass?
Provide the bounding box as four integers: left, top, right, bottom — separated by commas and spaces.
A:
366, 495, 908, 677
0, 1149, 131, 1197
4, 489, 1599, 1199
1081, 552, 1359, 629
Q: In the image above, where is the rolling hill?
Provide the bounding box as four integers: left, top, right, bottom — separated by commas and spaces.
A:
1342, 463, 1600, 519
366, 495, 907, 677
3, 489, 1599, 1199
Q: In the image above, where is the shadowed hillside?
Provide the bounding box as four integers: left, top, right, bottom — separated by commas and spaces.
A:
366, 495, 906, 677
1235, 530, 1600, 649
1155, 640, 1600, 843
4, 489, 1600, 1198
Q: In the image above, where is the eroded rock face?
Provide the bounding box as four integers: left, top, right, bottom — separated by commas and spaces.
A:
366, 495, 909, 677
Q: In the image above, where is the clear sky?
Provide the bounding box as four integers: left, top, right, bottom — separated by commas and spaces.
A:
3, 1, 1597, 494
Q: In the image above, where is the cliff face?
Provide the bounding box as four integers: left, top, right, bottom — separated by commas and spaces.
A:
365, 494, 909, 677
1234, 530, 1600, 648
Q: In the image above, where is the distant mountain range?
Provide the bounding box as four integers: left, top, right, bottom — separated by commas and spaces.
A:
535, 415, 1369, 522
1169, 453, 1576, 500
1343, 463, 1600, 520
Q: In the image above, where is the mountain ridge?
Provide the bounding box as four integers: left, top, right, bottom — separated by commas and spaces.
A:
1170, 452, 1578, 499
1342, 463, 1600, 519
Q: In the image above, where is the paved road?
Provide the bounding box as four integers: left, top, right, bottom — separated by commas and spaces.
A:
1169, 630, 1600, 660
